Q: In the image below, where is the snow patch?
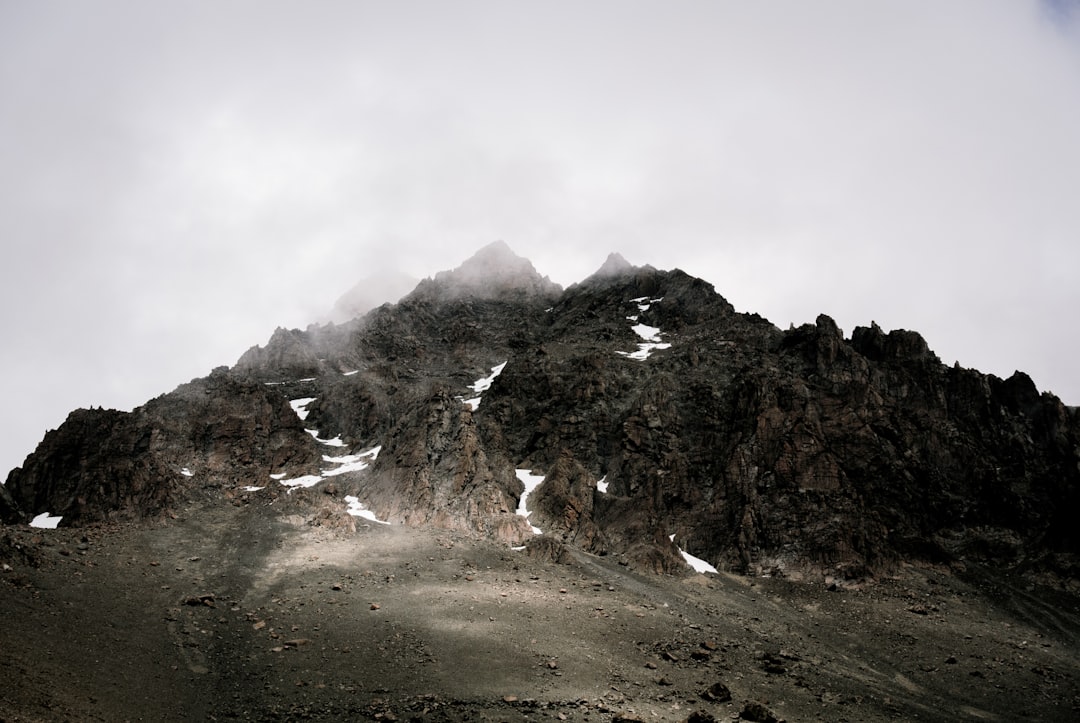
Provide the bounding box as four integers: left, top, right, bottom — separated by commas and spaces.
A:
290, 397, 316, 421
515, 469, 545, 535
30, 512, 62, 529
305, 429, 346, 447
278, 474, 324, 489
460, 361, 507, 410
343, 370, 359, 376
631, 323, 662, 342
616, 300, 672, 361
596, 476, 608, 494
321, 446, 381, 477
616, 342, 672, 361
180, 467, 194, 477
276, 445, 382, 491
344, 495, 390, 525
471, 361, 507, 394
241, 486, 265, 492
669, 534, 717, 574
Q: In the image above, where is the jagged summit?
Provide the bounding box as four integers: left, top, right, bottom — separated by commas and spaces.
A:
591, 252, 634, 279
410, 241, 561, 302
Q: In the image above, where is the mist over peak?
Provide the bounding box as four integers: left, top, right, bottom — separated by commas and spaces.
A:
410, 241, 562, 302
327, 270, 419, 324
590, 252, 635, 279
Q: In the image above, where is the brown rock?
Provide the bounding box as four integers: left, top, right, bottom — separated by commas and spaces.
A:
701, 681, 732, 702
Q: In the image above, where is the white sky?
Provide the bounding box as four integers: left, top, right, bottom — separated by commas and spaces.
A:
2, 1, 1079, 478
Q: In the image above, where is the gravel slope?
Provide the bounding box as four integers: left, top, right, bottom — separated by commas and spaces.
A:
2, 492, 1079, 722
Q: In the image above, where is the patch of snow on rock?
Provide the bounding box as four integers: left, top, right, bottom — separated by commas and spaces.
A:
241, 486, 265, 492
631, 323, 662, 342
279, 474, 324, 489
321, 446, 381, 477
596, 476, 608, 494
344, 495, 390, 524
461, 361, 507, 410
515, 469, 545, 535
30, 512, 62, 529
305, 429, 346, 447
471, 361, 507, 394
616, 300, 671, 361
669, 534, 717, 574
180, 467, 194, 477
290, 397, 316, 421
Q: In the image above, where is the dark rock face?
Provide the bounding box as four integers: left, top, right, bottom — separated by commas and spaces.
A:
360, 388, 533, 544
3, 369, 321, 524
4, 243, 1078, 584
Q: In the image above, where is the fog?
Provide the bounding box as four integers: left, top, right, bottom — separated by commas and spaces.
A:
2, 1, 1079, 477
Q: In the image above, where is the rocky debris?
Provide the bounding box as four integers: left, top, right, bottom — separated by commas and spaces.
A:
683, 712, 717, 723
700, 680, 732, 702
739, 699, 783, 723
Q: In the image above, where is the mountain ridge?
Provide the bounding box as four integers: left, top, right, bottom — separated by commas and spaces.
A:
3, 243, 1078, 584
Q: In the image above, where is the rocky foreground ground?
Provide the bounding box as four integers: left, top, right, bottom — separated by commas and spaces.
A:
2, 490, 1078, 722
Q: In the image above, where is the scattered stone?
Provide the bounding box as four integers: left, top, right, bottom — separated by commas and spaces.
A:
701, 681, 732, 702
283, 638, 311, 648
370, 603, 381, 610
684, 711, 717, 723
612, 713, 645, 723
740, 699, 782, 723
252, 620, 266, 630
183, 594, 215, 607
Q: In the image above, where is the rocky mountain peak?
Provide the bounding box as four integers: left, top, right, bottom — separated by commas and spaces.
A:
592, 252, 634, 279
410, 241, 562, 302
4, 243, 1079, 591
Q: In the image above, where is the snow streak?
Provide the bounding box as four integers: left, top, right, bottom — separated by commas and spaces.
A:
617, 298, 670, 360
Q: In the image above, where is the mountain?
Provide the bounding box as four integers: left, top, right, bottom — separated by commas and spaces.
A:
3, 243, 1079, 582
4, 243, 1080, 722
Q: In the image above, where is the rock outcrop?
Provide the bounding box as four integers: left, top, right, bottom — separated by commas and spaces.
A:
3, 369, 321, 524
4, 243, 1078, 583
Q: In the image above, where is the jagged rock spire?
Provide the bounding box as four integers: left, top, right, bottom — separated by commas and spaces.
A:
411, 241, 562, 301
592, 252, 634, 278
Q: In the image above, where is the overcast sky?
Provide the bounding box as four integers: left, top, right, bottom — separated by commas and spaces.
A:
2, 1, 1079, 478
